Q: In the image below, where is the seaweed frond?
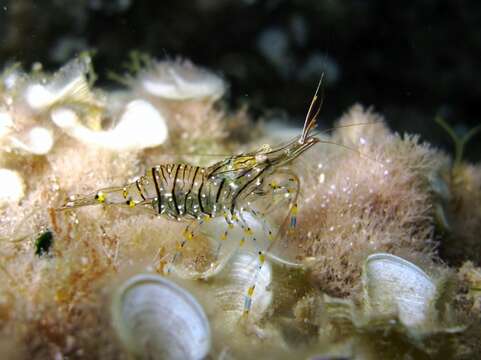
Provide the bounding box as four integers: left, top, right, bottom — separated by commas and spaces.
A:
435, 116, 481, 168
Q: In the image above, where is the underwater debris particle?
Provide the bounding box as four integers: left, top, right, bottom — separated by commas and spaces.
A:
34, 230, 53, 256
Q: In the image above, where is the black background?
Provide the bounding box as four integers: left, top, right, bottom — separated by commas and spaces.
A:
1, 0, 480, 160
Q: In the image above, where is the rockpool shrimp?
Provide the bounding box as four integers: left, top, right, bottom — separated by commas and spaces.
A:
59, 77, 330, 314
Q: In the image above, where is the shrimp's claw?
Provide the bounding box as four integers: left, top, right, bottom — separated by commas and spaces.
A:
57, 192, 101, 211
57, 181, 158, 213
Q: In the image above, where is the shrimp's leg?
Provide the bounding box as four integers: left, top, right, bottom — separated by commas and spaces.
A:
239, 171, 301, 316
235, 208, 268, 316
169, 214, 239, 279
167, 222, 195, 274
245, 170, 301, 240
213, 212, 235, 260
278, 172, 301, 235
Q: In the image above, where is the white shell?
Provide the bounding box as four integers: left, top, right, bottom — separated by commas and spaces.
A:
137, 59, 225, 100
111, 274, 211, 360
51, 99, 168, 150
0, 168, 25, 204
9, 126, 54, 155
24, 57, 94, 111
363, 253, 436, 329
215, 251, 273, 322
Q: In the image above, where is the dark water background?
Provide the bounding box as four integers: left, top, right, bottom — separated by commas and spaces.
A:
0, 0, 480, 161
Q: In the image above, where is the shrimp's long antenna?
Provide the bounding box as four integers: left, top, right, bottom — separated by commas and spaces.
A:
310, 120, 384, 139
300, 74, 324, 144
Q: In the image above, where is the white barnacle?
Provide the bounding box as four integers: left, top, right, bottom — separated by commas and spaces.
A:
25, 56, 95, 111
135, 58, 226, 100
51, 99, 168, 150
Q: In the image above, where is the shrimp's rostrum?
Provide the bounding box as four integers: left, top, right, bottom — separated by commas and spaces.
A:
60, 78, 324, 315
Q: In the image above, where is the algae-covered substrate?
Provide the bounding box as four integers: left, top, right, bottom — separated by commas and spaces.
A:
0, 55, 480, 359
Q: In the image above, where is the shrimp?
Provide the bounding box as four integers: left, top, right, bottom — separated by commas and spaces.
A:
59, 78, 325, 315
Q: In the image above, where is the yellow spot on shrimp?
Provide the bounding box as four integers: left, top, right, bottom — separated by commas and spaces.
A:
221, 231, 228, 241
233, 156, 256, 170
183, 229, 193, 241
95, 192, 105, 203
244, 227, 253, 236
291, 204, 298, 215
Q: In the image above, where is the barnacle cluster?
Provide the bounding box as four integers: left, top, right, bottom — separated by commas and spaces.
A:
0, 55, 481, 359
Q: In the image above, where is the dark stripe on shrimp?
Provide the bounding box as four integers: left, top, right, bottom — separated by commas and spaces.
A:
172, 164, 181, 215
184, 166, 199, 212
231, 167, 268, 213
215, 178, 226, 204
152, 167, 162, 214
159, 166, 168, 183
208, 161, 228, 178
181, 165, 188, 192
198, 180, 205, 214
135, 179, 146, 200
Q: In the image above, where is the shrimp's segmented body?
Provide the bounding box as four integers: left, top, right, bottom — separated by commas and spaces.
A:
60, 79, 324, 315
